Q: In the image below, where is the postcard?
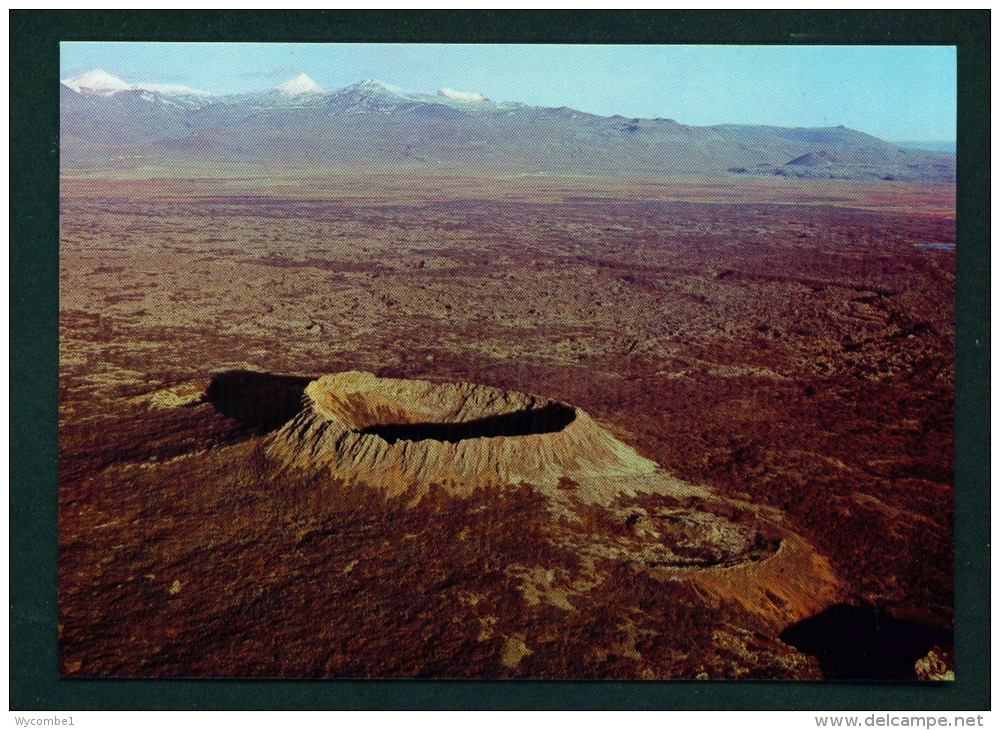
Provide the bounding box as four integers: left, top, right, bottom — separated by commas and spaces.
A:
57, 42, 956, 680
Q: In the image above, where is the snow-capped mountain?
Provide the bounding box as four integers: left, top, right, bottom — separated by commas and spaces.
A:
61, 68, 210, 97
61, 69, 132, 95
274, 73, 325, 95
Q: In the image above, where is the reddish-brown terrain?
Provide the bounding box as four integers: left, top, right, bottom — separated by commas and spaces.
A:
58, 174, 955, 679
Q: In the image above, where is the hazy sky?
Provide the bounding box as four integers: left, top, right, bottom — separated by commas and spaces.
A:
61, 43, 957, 142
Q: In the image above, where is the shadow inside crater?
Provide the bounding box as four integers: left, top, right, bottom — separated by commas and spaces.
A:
359, 401, 576, 444
204, 370, 314, 434
779, 603, 953, 680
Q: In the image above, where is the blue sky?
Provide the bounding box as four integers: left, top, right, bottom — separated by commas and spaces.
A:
61, 43, 956, 142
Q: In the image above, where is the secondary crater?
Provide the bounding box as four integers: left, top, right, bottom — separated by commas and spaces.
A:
624, 508, 781, 568
565, 498, 782, 570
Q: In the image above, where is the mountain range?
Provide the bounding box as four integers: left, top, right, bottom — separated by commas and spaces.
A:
60, 70, 955, 182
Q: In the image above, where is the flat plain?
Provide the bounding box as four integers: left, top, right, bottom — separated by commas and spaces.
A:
58, 173, 955, 678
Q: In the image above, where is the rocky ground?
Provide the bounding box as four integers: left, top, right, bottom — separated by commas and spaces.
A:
58, 175, 955, 678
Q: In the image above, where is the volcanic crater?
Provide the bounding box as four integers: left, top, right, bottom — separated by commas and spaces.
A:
255, 370, 839, 627
268, 370, 660, 498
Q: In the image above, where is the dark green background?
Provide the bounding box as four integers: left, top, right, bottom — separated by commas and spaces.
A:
10, 10, 990, 710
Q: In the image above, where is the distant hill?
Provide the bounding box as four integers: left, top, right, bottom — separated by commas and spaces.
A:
894, 141, 956, 154
59, 71, 956, 182
787, 150, 841, 167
